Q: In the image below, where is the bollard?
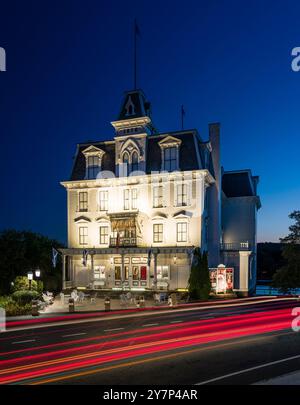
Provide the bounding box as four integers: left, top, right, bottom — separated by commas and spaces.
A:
171, 293, 177, 307
69, 298, 75, 313
104, 297, 111, 312
31, 300, 39, 317
139, 296, 145, 308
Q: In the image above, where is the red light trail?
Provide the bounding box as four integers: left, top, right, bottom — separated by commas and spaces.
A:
0, 307, 294, 385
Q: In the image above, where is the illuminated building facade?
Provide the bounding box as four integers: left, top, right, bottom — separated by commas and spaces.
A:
60, 89, 261, 296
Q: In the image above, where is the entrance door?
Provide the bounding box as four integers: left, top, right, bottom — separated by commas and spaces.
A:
131, 265, 148, 288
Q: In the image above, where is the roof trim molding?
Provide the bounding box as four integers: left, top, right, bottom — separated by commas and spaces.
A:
158, 135, 182, 148
82, 145, 105, 158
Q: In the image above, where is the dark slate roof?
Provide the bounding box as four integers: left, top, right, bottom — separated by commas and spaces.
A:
118, 89, 150, 121
146, 132, 202, 173
69, 131, 214, 181
222, 171, 257, 197
70, 142, 115, 181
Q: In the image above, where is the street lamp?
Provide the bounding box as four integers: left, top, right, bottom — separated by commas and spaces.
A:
27, 271, 33, 291
35, 268, 41, 278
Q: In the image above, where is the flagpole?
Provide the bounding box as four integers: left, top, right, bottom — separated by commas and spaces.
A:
134, 19, 137, 89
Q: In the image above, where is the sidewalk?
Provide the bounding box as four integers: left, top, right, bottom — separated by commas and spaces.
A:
41, 295, 161, 314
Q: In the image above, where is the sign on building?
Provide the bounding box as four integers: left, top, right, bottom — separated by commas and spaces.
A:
209, 266, 234, 294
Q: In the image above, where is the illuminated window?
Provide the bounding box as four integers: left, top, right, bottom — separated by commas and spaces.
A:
124, 189, 130, 210
177, 222, 187, 242
176, 184, 188, 206
124, 265, 129, 280
131, 188, 137, 209
99, 190, 108, 211
87, 155, 100, 179
164, 147, 177, 171
94, 266, 105, 279
153, 186, 163, 208
153, 223, 163, 243
132, 266, 139, 280
99, 226, 109, 244
157, 265, 169, 279
114, 266, 121, 280
78, 192, 88, 212
79, 227, 88, 245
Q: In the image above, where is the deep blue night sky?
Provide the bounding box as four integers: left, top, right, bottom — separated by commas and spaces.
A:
1, 0, 300, 243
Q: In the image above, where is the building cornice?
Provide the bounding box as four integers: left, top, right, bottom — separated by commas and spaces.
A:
61, 169, 215, 189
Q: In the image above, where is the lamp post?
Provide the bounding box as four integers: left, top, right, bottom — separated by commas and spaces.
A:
27, 271, 33, 291
35, 268, 41, 278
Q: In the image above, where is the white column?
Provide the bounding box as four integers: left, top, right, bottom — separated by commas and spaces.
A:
153, 252, 158, 290
239, 250, 252, 296
62, 254, 66, 290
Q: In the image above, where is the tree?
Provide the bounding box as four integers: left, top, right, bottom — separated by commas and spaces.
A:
0, 229, 64, 295
188, 248, 211, 300
198, 251, 211, 300
272, 211, 300, 292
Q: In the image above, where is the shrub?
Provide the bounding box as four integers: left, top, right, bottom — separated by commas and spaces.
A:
0, 296, 32, 316
11, 290, 40, 305
12, 276, 38, 292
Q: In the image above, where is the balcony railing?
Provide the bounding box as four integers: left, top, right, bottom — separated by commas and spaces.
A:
220, 242, 251, 251
110, 237, 137, 247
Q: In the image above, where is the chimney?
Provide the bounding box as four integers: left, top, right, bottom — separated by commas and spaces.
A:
207, 123, 221, 266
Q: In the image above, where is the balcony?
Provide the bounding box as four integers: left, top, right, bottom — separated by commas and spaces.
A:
220, 242, 251, 251
110, 237, 137, 247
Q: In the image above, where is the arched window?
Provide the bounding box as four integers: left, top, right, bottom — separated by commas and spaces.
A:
122, 152, 129, 175
131, 151, 139, 173
123, 152, 129, 165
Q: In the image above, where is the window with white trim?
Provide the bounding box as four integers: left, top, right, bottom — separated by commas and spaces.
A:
157, 265, 169, 280
131, 188, 138, 209
176, 183, 188, 206
87, 156, 100, 179
177, 222, 188, 242
164, 147, 177, 171
79, 227, 88, 245
153, 186, 163, 208
153, 223, 163, 243
124, 189, 130, 210
94, 266, 105, 279
99, 226, 109, 245
99, 190, 108, 211
78, 192, 88, 212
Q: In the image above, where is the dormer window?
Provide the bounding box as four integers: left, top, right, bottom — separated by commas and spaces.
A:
164, 147, 177, 171
158, 136, 182, 172
87, 156, 100, 179
82, 145, 105, 180
125, 95, 135, 116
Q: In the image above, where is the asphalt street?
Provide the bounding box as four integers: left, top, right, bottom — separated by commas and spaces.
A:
0, 298, 299, 385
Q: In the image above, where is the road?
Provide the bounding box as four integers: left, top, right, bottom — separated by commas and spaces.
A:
1, 298, 300, 385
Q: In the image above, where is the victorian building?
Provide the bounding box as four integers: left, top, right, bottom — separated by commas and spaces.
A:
60, 89, 261, 296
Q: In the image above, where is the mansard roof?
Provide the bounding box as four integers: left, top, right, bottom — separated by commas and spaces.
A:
71, 141, 115, 181
222, 170, 259, 198
69, 130, 212, 181
117, 89, 151, 121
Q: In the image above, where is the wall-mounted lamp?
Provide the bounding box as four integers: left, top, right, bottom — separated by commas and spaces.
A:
173, 255, 177, 264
